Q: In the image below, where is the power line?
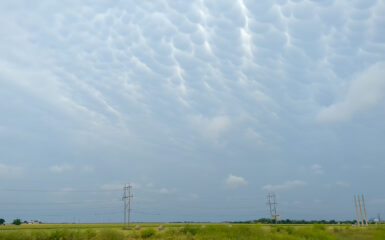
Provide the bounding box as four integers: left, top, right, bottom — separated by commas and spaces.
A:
0, 188, 121, 193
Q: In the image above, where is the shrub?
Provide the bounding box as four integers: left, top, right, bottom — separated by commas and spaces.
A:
285, 226, 294, 234
140, 228, 156, 238
2, 231, 29, 240
31, 231, 50, 240
84, 229, 97, 240
180, 225, 200, 235
49, 230, 67, 240
313, 223, 326, 231
98, 229, 124, 240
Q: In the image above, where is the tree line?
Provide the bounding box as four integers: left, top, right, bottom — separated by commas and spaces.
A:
0, 218, 41, 225
232, 218, 358, 224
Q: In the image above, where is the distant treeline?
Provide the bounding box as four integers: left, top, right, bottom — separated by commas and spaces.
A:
232, 218, 357, 224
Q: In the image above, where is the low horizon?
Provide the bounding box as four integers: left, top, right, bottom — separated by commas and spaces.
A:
1, 0, 384, 224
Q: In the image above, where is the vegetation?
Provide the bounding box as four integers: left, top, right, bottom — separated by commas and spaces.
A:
0, 218, 5, 225
0, 223, 384, 239
139, 228, 156, 238
12, 219, 21, 225
233, 218, 358, 225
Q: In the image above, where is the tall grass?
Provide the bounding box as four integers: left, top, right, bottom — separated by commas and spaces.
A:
0, 224, 384, 239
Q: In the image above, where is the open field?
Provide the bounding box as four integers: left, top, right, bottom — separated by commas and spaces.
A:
1, 223, 384, 240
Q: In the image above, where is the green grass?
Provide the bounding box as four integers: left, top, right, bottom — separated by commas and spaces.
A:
0, 223, 384, 239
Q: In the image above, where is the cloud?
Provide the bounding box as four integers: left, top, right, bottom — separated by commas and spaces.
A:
100, 183, 122, 191
225, 174, 247, 189
311, 164, 323, 175
208, 116, 231, 135
82, 165, 94, 172
0, 163, 23, 178
49, 164, 72, 173
189, 193, 199, 200
336, 181, 350, 188
0, 0, 384, 222
262, 180, 307, 191
190, 115, 232, 140
158, 188, 170, 194
317, 62, 385, 122
244, 128, 263, 145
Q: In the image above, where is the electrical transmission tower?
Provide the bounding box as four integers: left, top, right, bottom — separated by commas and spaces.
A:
267, 193, 279, 224
122, 184, 133, 229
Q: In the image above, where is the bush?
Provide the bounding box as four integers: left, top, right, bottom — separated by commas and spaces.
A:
49, 230, 65, 240
313, 223, 326, 231
49, 229, 83, 240
31, 231, 50, 240
84, 229, 97, 240
98, 229, 124, 240
180, 225, 200, 235
2, 231, 29, 240
285, 226, 294, 234
140, 228, 156, 238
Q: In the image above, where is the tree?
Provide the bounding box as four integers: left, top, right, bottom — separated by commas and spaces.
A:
12, 219, 21, 225
0, 218, 5, 225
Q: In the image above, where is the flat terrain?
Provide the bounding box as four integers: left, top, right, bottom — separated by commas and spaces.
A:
0, 223, 384, 239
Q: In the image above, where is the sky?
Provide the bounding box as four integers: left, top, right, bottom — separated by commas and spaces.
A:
0, 0, 385, 223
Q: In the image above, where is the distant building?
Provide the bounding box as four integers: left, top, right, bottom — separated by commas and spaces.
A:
28, 221, 40, 225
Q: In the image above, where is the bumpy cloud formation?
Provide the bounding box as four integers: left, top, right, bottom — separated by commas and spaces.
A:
0, 0, 384, 222
1, 0, 384, 150
317, 62, 385, 122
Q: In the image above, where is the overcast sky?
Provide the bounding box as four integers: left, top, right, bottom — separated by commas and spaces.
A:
1, 0, 385, 223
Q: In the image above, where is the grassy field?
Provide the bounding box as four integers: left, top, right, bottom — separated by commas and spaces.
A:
1, 223, 384, 239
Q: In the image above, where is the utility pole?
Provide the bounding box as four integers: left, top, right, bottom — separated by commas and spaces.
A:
122, 184, 133, 229
358, 195, 364, 226
267, 193, 279, 224
354, 195, 360, 226
361, 194, 368, 226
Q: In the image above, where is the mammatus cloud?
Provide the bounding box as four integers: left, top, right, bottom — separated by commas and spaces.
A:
0, 0, 384, 222
49, 164, 72, 173
190, 115, 232, 140
317, 62, 385, 123
225, 174, 247, 189
0, 163, 23, 178
262, 180, 307, 191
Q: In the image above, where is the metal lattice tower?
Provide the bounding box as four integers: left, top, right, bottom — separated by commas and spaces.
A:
267, 193, 279, 224
122, 184, 133, 229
